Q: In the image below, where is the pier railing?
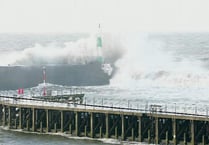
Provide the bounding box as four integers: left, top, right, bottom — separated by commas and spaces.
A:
0, 95, 208, 119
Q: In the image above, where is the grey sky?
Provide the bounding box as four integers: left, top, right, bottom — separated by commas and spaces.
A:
0, 0, 209, 33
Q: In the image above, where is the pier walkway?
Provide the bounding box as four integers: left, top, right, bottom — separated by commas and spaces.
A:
0, 96, 209, 145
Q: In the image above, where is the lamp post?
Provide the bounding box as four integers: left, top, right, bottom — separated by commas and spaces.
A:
195, 105, 197, 115
128, 100, 130, 109
192, 104, 197, 115
101, 98, 103, 107
174, 103, 176, 114
165, 104, 167, 112
184, 104, 186, 113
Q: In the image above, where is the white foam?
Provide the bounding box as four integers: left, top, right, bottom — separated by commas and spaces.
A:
110, 33, 209, 88
0, 33, 124, 66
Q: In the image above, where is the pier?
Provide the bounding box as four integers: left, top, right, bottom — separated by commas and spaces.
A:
0, 96, 209, 145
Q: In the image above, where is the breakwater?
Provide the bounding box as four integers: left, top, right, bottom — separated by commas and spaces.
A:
0, 63, 111, 90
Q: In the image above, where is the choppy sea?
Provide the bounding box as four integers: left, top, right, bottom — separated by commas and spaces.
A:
1, 32, 209, 145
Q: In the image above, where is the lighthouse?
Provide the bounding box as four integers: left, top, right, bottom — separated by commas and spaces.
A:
96, 24, 113, 76
97, 24, 104, 63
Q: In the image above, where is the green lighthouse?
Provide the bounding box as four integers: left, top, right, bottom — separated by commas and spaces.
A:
97, 24, 104, 63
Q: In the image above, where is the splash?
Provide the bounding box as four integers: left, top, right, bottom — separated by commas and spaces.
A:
110, 33, 209, 88
0, 33, 124, 66
13, 36, 97, 65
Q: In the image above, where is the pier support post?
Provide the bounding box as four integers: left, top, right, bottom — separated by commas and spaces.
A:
121, 114, 125, 140
148, 129, 151, 144
155, 117, 159, 144
15, 119, 17, 129
90, 112, 94, 138
172, 119, 177, 145
100, 126, 102, 138
61, 111, 64, 132
184, 132, 187, 145
54, 123, 57, 133
202, 135, 205, 145
8, 106, 11, 128
191, 120, 195, 145
46, 109, 51, 132
3, 106, 5, 126
138, 116, 142, 142
75, 112, 80, 136
85, 125, 87, 137
27, 120, 29, 131
166, 131, 169, 145
115, 126, 118, 139
105, 113, 109, 138
40, 122, 43, 133
32, 108, 36, 132
18, 108, 22, 129
69, 124, 72, 134
132, 128, 135, 141
0, 105, 2, 125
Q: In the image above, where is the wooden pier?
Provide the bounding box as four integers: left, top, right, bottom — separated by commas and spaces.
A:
0, 96, 209, 145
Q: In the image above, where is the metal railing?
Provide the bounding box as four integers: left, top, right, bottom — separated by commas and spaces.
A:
0, 95, 209, 119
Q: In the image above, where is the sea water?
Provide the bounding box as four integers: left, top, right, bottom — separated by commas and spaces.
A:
1, 33, 209, 145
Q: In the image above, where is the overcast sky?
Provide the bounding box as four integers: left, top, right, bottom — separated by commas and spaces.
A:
0, 0, 209, 33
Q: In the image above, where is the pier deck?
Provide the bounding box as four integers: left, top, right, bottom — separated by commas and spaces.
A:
0, 96, 209, 145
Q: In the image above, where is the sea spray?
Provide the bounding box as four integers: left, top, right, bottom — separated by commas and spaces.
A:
110, 33, 209, 88
0, 33, 124, 66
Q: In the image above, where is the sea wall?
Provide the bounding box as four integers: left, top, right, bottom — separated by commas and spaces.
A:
0, 63, 111, 90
